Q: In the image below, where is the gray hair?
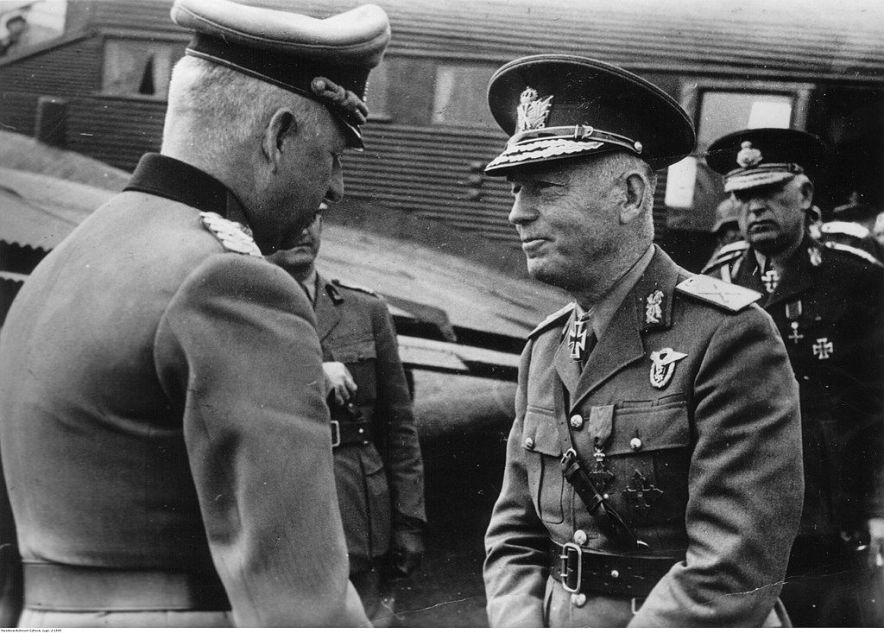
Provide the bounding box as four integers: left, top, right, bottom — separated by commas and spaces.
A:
584, 151, 657, 240
164, 55, 321, 152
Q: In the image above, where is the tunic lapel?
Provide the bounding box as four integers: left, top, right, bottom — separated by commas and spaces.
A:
313, 276, 342, 341
567, 247, 679, 409
569, 294, 644, 408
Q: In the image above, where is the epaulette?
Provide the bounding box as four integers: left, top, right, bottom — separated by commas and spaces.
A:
332, 278, 378, 296
675, 275, 761, 313
200, 212, 262, 257
820, 220, 870, 240
823, 242, 883, 267
528, 303, 574, 339
701, 240, 748, 273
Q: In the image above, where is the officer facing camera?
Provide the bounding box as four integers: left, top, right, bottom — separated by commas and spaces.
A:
268, 205, 426, 627
704, 127, 884, 627
481, 54, 803, 627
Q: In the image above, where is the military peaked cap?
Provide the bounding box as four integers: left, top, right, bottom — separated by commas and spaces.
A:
706, 127, 827, 193
171, 0, 391, 149
484, 55, 695, 175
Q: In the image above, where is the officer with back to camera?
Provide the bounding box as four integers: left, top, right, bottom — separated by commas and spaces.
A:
481, 54, 804, 627
268, 205, 427, 626
704, 127, 884, 627
0, 0, 390, 626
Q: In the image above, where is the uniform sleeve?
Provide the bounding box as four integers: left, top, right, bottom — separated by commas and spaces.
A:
0, 455, 21, 627
483, 340, 549, 627
370, 300, 426, 536
630, 305, 804, 627
154, 254, 369, 627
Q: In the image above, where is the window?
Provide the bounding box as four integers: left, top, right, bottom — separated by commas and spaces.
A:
696, 90, 795, 151
103, 39, 180, 99
432, 64, 497, 127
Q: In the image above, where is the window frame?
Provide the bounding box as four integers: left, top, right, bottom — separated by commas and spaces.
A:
99, 33, 184, 102
679, 78, 814, 154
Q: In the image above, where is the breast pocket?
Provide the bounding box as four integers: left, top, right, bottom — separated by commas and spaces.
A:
603, 397, 691, 527
522, 408, 565, 525
331, 338, 378, 404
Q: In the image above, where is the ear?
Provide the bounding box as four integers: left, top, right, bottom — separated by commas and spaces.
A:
797, 176, 814, 210
261, 108, 297, 172
619, 172, 648, 225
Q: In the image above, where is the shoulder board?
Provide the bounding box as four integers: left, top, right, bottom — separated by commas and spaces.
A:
332, 279, 378, 296
823, 242, 883, 266
821, 220, 870, 240
528, 303, 574, 339
676, 275, 761, 313
701, 240, 748, 273
200, 212, 262, 257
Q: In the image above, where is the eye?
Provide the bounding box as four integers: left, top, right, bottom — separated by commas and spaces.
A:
510, 183, 522, 195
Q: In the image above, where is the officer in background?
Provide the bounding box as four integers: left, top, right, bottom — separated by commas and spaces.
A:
702, 197, 746, 270
268, 205, 426, 626
0, 0, 390, 626
704, 128, 884, 627
817, 191, 884, 263
482, 55, 804, 627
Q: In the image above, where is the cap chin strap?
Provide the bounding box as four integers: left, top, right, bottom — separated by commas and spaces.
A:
725, 162, 804, 179
510, 124, 643, 156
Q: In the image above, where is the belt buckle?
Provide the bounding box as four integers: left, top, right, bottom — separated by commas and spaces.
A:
330, 419, 341, 448
559, 542, 582, 594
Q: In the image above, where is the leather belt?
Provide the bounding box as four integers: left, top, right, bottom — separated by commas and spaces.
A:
330, 418, 375, 448
549, 542, 681, 598
23, 562, 230, 612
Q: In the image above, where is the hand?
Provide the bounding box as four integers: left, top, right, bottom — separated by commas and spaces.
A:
389, 548, 423, 579
323, 362, 357, 406
389, 530, 424, 579
867, 517, 884, 569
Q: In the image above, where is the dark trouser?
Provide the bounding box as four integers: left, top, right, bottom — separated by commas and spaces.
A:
351, 558, 397, 627
782, 535, 884, 627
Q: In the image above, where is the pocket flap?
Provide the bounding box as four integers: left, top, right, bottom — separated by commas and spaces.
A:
333, 339, 377, 363
606, 402, 690, 456
522, 408, 562, 457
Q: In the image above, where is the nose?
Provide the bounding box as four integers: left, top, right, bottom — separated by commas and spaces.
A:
508, 195, 537, 226
325, 158, 344, 203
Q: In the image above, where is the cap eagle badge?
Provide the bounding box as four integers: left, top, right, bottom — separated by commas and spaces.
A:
516, 87, 553, 133
736, 141, 763, 169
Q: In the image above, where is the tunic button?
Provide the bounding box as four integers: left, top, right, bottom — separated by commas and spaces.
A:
524, 437, 535, 449
569, 414, 584, 430
630, 437, 642, 451
573, 529, 588, 546
358, 428, 364, 434
571, 593, 587, 608
610, 569, 620, 579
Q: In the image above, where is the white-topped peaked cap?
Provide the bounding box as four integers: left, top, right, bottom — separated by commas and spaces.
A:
706, 128, 827, 193
171, 0, 391, 148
